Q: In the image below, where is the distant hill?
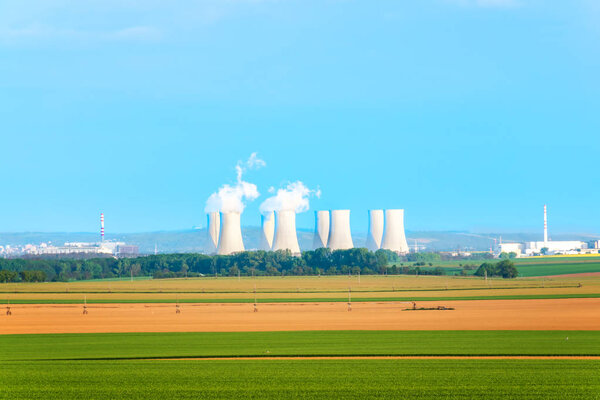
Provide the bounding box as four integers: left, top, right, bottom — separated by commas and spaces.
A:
1, 229, 597, 254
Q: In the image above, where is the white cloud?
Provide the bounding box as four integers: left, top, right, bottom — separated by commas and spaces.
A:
204, 153, 265, 213
0, 24, 162, 44
259, 181, 320, 214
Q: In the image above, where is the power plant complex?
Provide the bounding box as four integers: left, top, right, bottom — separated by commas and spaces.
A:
208, 208, 410, 256
498, 205, 596, 257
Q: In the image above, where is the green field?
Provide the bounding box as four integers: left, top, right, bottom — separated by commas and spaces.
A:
515, 262, 600, 277
4, 292, 600, 304
2, 359, 599, 399
400, 256, 600, 277
2, 331, 599, 361
1, 331, 600, 399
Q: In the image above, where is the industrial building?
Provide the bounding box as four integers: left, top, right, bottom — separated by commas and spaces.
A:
498, 205, 591, 257
206, 207, 411, 255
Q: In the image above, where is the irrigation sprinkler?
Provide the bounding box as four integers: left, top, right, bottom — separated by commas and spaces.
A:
253, 285, 258, 313
347, 288, 352, 312
83, 296, 88, 315
176, 296, 181, 314
6, 300, 11, 316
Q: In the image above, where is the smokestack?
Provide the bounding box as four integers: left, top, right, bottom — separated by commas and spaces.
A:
365, 209, 384, 251
217, 211, 245, 255
207, 212, 220, 254
381, 209, 409, 254
260, 212, 275, 251
544, 204, 548, 243
100, 213, 104, 242
312, 210, 330, 249
272, 210, 301, 255
327, 210, 353, 250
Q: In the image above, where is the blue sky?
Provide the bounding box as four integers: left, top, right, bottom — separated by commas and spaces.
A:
0, 0, 598, 235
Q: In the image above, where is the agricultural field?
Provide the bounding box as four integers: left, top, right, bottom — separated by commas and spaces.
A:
2, 257, 600, 399
1, 273, 599, 304
1, 331, 600, 399
406, 255, 600, 277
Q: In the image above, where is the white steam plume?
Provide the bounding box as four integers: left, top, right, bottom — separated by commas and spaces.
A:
205, 153, 265, 213
259, 181, 320, 214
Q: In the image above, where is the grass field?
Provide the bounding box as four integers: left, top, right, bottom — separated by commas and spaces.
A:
1, 331, 599, 399
2, 331, 599, 360
2, 359, 599, 399
397, 255, 600, 277
515, 262, 600, 277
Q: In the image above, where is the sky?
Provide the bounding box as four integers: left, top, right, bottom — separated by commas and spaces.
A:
0, 0, 599, 235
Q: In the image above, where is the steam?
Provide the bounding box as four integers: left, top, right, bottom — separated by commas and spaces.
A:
205, 153, 265, 213
259, 181, 321, 214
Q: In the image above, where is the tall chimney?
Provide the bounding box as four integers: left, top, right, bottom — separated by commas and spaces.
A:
100, 213, 105, 242
544, 204, 548, 243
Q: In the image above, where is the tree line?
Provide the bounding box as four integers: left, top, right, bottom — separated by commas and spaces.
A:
0, 248, 510, 282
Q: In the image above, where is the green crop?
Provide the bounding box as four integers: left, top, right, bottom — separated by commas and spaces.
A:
1, 331, 599, 361
1, 359, 599, 399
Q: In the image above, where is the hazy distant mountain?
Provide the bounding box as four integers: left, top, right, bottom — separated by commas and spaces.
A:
1, 229, 597, 254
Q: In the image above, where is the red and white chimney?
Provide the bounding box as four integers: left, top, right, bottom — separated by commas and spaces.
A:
543, 205, 548, 243
101, 213, 105, 241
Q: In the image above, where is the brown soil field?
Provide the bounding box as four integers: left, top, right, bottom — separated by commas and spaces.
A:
1, 298, 599, 334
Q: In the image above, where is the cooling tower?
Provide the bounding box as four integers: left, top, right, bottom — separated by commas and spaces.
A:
260, 212, 275, 251
327, 210, 353, 250
272, 210, 301, 255
380, 209, 409, 254
312, 210, 330, 249
365, 209, 384, 251
206, 212, 220, 254
217, 211, 245, 255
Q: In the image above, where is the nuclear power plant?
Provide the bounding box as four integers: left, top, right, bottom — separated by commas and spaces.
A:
327, 210, 354, 250
380, 209, 410, 254
207, 207, 411, 255
272, 210, 301, 255
312, 210, 329, 249
365, 209, 384, 251
498, 205, 591, 257
217, 211, 245, 255
259, 212, 275, 251
207, 211, 220, 254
